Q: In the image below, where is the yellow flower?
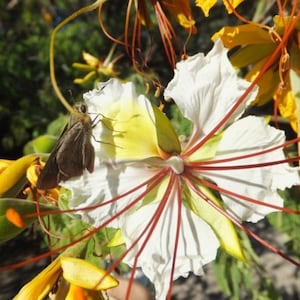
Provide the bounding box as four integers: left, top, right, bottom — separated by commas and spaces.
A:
161, 0, 196, 30
212, 12, 300, 132
13, 256, 118, 300
0, 156, 60, 242
72, 46, 121, 85
196, 0, 244, 17
25, 160, 60, 204
0, 155, 38, 197
13, 256, 62, 300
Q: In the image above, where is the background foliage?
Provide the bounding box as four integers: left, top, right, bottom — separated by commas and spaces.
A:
0, 0, 255, 158
1, 1, 300, 299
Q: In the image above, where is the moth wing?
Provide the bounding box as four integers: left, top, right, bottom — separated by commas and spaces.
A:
36, 116, 79, 189
36, 146, 60, 189
55, 120, 87, 181
84, 138, 95, 173
36, 110, 95, 189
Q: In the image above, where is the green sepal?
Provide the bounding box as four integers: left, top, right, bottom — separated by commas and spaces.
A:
152, 104, 181, 154
188, 132, 223, 162
184, 182, 246, 262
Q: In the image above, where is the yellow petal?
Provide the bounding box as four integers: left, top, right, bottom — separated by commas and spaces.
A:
223, 0, 244, 14
0, 155, 38, 196
177, 13, 195, 29
13, 257, 62, 300
73, 71, 97, 85
66, 285, 87, 300
82, 51, 100, 68
245, 58, 279, 106
290, 40, 300, 78
212, 24, 271, 48
107, 229, 125, 247
61, 257, 118, 290
195, 0, 217, 17
165, 0, 195, 29
0, 159, 14, 173
72, 62, 95, 72
188, 133, 223, 162
272, 15, 300, 35
278, 70, 298, 132
26, 163, 41, 187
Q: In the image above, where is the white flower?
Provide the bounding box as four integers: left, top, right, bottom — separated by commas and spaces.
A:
62, 40, 299, 299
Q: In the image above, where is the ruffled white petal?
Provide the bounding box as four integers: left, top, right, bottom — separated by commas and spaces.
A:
60, 43, 300, 300
203, 116, 299, 222
164, 39, 258, 147
121, 195, 219, 299
62, 163, 160, 227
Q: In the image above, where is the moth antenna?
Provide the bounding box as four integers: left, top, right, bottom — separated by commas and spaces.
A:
92, 135, 123, 149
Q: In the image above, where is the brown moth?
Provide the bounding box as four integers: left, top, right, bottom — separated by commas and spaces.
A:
36, 103, 95, 189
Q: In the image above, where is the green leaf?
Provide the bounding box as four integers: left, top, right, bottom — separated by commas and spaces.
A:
213, 232, 281, 300
24, 135, 57, 155
44, 212, 90, 250
169, 104, 192, 137
268, 187, 300, 258
47, 115, 68, 136
0, 198, 53, 242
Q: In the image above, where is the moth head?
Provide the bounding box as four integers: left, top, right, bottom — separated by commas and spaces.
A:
74, 103, 88, 114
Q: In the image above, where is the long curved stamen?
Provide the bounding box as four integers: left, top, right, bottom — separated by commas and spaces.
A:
152, 1, 178, 67
223, 0, 258, 25
190, 174, 300, 215
27, 170, 168, 219
184, 174, 300, 267
186, 137, 300, 167
166, 176, 182, 300
98, 171, 180, 299
1, 170, 167, 271
191, 156, 300, 170
185, 5, 300, 159
124, 171, 177, 299
49, 0, 103, 120
97, 2, 126, 46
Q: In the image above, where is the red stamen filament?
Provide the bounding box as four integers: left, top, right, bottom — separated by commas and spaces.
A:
183, 136, 300, 215
0, 170, 167, 271
189, 173, 300, 215
184, 172, 300, 268
123, 172, 181, 300
185, 137, 300, 166
87, 170, 181, 299
152, 0, 178, 67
